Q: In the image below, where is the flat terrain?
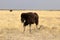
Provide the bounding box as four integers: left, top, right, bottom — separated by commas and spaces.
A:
0, 10, 60, 40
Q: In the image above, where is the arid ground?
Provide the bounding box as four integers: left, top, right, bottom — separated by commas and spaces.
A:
0, 10, 60, 40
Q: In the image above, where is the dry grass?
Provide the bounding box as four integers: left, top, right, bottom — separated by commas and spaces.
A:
0, 10, 60, 40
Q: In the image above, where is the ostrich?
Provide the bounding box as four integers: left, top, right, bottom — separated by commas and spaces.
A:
21, 12, 39, 32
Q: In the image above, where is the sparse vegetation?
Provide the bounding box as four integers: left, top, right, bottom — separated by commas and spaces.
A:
0, 10, 60, 40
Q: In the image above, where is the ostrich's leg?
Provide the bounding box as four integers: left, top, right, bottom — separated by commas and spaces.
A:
36, 25, 38, 29
35, 21, 39, 29
23, 26, 25, 32
23, 22, 26, 32
29, 24, 31, 33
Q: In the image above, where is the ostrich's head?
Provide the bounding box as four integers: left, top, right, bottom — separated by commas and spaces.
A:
21, 13, 26, 23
